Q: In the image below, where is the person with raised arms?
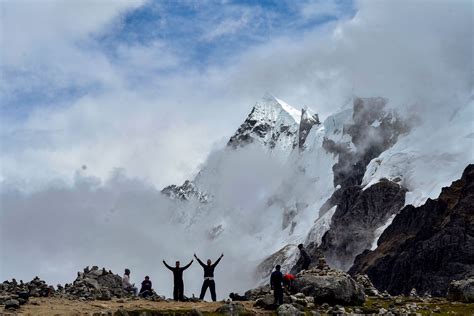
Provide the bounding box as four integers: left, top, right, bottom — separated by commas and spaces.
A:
194, 253, 224, 301
163, 259, 193, 301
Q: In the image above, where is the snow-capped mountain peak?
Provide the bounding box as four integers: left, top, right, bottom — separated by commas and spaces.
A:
260, 92, 301, 123
228, 94, 301, 151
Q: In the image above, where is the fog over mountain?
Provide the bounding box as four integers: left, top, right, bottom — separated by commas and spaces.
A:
0, 0, 472, 300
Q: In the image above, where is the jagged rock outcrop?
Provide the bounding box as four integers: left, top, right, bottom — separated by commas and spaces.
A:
304, 97, 409, 270
320, 179, 407, 271
349, 164, 474, 296
323, 97, 409, 189
161, 180, 209, 203
298, 107, 320, 149
292, 267, 365, 305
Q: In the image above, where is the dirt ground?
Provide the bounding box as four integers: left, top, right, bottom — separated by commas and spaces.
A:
2, 296, 474, 315
0, 297, 260, 315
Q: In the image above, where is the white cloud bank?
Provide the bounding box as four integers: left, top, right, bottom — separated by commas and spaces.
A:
0, 0, 472, 299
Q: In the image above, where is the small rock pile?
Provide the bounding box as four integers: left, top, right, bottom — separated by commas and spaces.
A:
0, 277, 54, 310
58, 266, 124, 300
354, 274, 381, 297
215, 301, 246, 315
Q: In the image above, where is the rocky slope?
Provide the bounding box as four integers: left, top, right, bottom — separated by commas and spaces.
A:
349, 164, 474, 296
319, 179, 407, 271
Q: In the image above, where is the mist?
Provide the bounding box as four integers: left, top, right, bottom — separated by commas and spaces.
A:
1, 0, 473, 300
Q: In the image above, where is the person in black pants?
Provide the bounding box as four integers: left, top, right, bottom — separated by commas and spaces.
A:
194, 253, 223, 301
270, 265, 283, 306
298, 244, 311, 270
163, 259, 193, 301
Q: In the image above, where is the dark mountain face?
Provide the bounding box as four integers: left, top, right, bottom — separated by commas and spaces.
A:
312, 98, 409, 270
319, 179, 407, 271
349, 164, 474, 296
323, 97, 409, 189
298, 108, 320, 149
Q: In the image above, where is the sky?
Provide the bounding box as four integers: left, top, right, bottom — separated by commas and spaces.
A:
0, 0, 473, 299
0, 0, 357, 188
1, 0, 471, 189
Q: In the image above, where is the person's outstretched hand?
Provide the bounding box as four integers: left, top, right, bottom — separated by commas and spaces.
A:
194, 253, 197, 258
220, 253, 224, 258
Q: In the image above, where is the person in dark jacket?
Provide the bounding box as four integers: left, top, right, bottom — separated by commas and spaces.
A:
270, 265, 283, 306
229, 292, 247, 301
298, 244, 311, 270
194, 253, 223, 301
163, 259, 193, 301
139, 276, 153, 298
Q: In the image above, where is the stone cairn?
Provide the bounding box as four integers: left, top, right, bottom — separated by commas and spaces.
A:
0, 277, 53, 310
57, 266, 124, 301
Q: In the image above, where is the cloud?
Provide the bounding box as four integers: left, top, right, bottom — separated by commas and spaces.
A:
202, 14, 251, 41
1, 0, 471, 189
299, 0, 349, 19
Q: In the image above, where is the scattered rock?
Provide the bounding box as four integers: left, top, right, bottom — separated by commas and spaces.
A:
4, 299, 20, 310
277, 303, 304, 315
254, 294, 275, 310
215, 301, 245, 315
60, 266, 125, 300
447, 278, 474, 303
355, 274, 381, 296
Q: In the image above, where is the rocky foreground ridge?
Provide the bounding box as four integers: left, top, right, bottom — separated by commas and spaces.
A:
2, 263, 473, 314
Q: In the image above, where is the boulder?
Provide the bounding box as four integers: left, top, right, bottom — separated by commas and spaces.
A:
244, 285, 271, 301
215, 302, 246, 315
293, 269, 365, 305
447, 279, 474, 303
254, 294, 275, 310
277, 304, 304, 315
4, 299, 20, 310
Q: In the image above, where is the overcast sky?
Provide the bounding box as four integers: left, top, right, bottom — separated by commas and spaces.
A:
1, 0, 469, 190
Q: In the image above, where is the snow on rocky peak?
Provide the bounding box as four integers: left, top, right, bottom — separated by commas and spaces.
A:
228, 93, 301, 151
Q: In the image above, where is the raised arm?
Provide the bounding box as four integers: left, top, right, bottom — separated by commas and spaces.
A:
194, 253, 206, 267
212, 253, 224, 267
182, 259, 193, 270
163, 260, 173, 270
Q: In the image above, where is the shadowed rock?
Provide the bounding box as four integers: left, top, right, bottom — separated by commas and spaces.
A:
349, 164, 474, 296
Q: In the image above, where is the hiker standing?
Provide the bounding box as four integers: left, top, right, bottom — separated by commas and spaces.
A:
163, 259, 193, 301
122, 268, 138, 296
194, 253, 223, 301
270, 265, 284, 306
298, 244, 311, 270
